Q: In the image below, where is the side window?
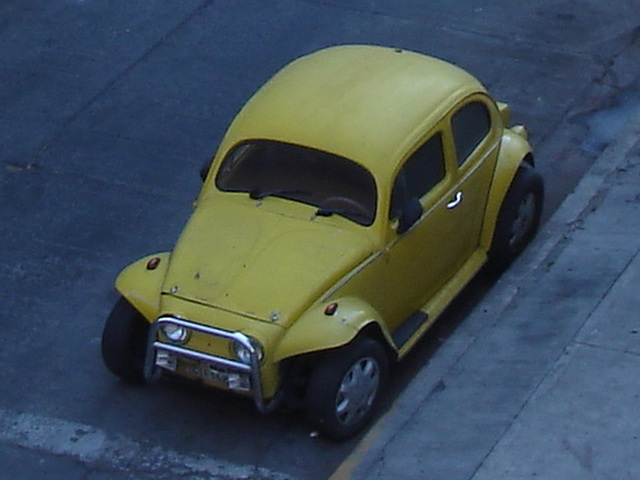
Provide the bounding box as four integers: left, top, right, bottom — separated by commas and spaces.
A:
389, 133, 445, 219
451, 100, 491, 166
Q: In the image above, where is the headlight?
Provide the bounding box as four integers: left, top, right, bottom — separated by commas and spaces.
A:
233, 337, 264, 364
161, 323, 189, 344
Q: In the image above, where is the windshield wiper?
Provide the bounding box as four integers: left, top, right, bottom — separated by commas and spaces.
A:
249, 188, 310, 200
315, 207, 365, 220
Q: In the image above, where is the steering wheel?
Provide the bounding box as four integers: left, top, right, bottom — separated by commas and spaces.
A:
322, 196, 371, 218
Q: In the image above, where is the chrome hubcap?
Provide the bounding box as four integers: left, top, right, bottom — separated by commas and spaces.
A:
335, 357, 380, 426
510, 192, 536, 248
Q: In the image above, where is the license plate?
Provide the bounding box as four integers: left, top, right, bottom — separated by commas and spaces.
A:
199, 362, 251, 391
156, 351, 251, 392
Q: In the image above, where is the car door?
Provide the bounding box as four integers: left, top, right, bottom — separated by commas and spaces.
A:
383, 130, 458, 331
384, 98, 499, 336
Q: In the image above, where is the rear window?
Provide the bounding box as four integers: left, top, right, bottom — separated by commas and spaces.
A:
216, 140, 377, 226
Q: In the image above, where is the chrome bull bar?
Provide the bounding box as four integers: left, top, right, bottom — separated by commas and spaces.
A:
144, 316, 280, 413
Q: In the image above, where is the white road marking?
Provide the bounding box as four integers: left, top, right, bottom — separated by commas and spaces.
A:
0, 407, 297, 479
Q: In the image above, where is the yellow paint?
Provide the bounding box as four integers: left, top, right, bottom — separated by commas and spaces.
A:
116, 45, 534, 404
116, 252, 170, 321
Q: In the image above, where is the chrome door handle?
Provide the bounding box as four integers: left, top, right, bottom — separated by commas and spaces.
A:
446, 191, 463, 209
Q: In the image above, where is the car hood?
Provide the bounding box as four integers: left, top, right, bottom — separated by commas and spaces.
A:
161, 197, 374, 327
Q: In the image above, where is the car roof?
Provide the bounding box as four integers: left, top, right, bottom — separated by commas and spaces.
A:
216, 45, 486, 181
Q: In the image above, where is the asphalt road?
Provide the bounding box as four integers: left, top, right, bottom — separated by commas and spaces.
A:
1, 1, 640, 479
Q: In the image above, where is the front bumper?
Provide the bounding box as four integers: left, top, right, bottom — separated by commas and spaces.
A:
145, 316, 279, 413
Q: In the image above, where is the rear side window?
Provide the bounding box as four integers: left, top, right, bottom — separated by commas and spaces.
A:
389, 133, 445, 219
451, 101, 491, 166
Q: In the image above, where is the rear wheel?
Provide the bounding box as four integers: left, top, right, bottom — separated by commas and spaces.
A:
305, 337, 388, 440
101, 297, 150, 384
487, 164, 544, 273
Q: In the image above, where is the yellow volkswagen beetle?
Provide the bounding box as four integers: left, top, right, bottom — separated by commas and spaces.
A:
101, 45, 543, 439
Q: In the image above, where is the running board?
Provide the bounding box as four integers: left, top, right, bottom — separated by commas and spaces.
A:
392, 310, 429, 349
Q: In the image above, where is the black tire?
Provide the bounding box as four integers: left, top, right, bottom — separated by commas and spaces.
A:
101, 296, 150, 384
305, 337, 388, 440
199, 158, 213, 181
487, 164, 544, 274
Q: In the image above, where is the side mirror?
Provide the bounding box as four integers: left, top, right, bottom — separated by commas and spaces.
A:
397, 197, 422, 234
199, 158, 214, 182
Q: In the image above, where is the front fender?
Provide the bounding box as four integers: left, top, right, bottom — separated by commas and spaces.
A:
273, 297, 391, 362
115, 252, 171, 322
480, 128, 533, 250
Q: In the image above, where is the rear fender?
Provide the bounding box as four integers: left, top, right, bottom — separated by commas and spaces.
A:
273, 297, 394, 362
480, 128, 533, 250
115, 252, 171, 322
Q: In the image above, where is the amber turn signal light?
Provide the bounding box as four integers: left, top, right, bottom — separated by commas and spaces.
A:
146, 257, 161, 270
324, 302, 338, 316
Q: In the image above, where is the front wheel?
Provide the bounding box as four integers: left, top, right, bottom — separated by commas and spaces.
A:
305, 337, 388, 440
101, 296, 150, 384
487, 164, 544, 273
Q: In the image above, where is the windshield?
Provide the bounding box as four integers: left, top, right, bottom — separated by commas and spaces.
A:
215, 140, 377, 226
